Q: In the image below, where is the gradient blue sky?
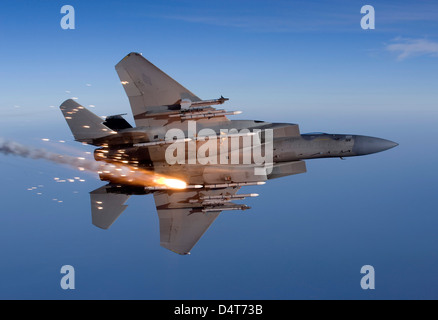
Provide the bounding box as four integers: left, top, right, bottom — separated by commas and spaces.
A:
0, 0, 437, 299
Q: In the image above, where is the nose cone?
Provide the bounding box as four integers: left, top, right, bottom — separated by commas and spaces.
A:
353, 136, 398, 156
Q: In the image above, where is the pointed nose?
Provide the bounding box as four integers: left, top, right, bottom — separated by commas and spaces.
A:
353, 135, 398, 156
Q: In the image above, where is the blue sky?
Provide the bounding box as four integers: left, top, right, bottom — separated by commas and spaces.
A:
0, 0, 437, 299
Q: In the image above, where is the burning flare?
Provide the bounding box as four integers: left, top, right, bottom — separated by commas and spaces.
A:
0, 138, 187, 190
154, 177, 187, 189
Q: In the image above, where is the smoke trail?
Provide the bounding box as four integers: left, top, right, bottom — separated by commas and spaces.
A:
0, 138, 187, 189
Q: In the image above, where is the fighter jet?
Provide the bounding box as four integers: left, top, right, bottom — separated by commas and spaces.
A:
59, 52, 398, 255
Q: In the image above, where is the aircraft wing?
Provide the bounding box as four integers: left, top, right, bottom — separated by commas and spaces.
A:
153, 187, 249, 255
115, 52, 201, 127
115, 52, 231, 128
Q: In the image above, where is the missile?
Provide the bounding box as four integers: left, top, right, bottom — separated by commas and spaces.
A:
201, 204, 250, 213
179, 96, 229, 109
180, 111, 241, 120
188, 193, 259, 205
202, 181, 265, 189
196, 193, 259, 201
199, 200, 233, 205
169, 109, 241, 120
191, 96, 229, 107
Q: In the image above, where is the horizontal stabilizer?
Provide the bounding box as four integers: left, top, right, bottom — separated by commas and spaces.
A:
90, 185, 131, 229
60, 99, 114, 144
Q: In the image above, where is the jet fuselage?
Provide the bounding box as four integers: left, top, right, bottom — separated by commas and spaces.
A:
58, 52, 399, 254
274, 133, 398, 161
